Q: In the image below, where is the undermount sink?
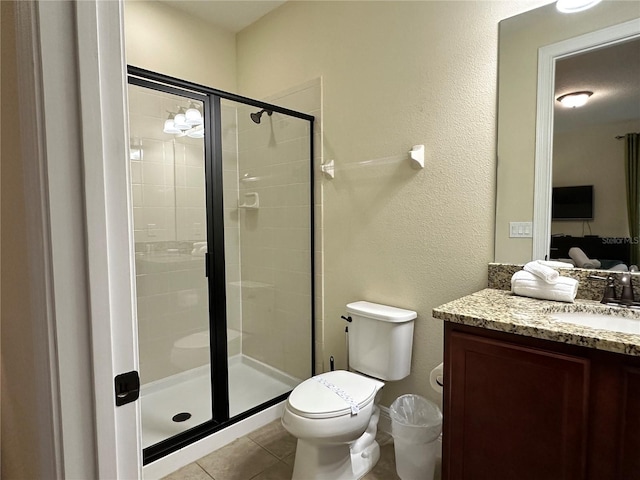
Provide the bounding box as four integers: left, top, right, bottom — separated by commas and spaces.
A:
550, 312, 640, 335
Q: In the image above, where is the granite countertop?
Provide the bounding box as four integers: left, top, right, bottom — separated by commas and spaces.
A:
433, 288, 640, 356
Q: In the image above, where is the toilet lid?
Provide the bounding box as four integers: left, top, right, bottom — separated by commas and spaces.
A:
288, 371, 383, 419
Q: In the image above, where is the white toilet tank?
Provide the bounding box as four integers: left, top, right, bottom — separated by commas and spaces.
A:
346, 301, 417, 381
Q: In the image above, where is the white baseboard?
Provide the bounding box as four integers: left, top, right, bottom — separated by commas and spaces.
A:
142, 402, 285, 480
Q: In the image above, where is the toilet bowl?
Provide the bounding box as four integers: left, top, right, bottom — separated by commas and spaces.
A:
282, 301, 417, 480
282, 370, 384, 480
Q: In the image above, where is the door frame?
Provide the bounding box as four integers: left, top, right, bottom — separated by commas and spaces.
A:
15, 0, 142, 478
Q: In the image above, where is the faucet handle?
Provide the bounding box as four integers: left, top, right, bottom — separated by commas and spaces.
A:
619, 273, 634, 303
589, 275, 618, 304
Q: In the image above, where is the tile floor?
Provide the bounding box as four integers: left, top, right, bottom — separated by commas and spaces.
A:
162, 420, 441, 480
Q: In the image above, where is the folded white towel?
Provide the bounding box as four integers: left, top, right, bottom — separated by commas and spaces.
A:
568, 247, 601, 269
524, 261, 559, 284
538, 259, 574, 269
511, 270, 578, 303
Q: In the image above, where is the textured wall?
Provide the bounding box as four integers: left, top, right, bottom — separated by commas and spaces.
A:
124, 1, 237, 91
236, 0, 553, 406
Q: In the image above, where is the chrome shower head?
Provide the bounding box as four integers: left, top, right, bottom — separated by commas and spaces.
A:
250, 109, 273, 124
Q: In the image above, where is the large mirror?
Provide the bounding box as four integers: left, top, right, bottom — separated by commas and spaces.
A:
494, 1, 640, 266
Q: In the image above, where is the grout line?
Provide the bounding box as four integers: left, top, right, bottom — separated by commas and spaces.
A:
194, 463, 216, 480
247, 459, 291, 480
246, 436, 282, 461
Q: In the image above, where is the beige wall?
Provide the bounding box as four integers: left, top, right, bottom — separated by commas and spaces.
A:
124, 1, 237, 91
495, 1, 640, 263
1, 2, 43, 477
551, 120, 640, 238
236, 0, 553, 406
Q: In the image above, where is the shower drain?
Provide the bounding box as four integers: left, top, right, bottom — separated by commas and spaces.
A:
172, 412, 192, 423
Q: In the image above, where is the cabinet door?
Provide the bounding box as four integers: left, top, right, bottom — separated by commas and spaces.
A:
445, 331, 589, 480
618, 366, 640, 479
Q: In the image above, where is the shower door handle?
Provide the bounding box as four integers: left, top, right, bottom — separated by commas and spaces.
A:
205, 252, 210, 277
114, 370, 140, 406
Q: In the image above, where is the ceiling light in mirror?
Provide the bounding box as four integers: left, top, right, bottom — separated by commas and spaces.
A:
556, 91, 593, 108
556, 0, 602, 14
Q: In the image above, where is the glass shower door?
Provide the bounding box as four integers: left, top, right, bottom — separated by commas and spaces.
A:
128, 84, 212, 448
127, 67, 315, 463
220, 99, 313, 417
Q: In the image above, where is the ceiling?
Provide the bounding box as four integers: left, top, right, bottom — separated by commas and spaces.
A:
160, 0, 287, 33
554, 37, 640, 133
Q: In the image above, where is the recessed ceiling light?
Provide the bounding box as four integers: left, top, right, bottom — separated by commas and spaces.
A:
556, 0, 603, 13
556, 91, 593, 108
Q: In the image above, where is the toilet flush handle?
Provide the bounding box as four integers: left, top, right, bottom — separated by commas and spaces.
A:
341, 315, 352, 322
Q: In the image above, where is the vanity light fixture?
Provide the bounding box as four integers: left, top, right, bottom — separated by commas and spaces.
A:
556, 91, 593, 108
163, 104, 205, 138
556, 0, 602, 13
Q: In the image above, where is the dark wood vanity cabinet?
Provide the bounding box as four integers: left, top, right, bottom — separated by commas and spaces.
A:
443, 323, 640, 480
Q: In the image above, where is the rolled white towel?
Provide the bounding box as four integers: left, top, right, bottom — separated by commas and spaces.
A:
524, 261, 559, 284
511, 270, 578, 303
538, 259, 574, 269
608, 263, 629, 272
568, 247, 601, 269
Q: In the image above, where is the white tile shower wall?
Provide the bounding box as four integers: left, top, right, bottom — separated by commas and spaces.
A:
236, 80, 321, 380
267, 79, 324, 376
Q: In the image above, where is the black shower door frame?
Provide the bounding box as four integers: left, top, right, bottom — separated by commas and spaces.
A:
127, 66, 315, 465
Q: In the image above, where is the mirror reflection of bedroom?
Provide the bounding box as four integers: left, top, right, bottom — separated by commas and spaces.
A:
550, 37, 640, 270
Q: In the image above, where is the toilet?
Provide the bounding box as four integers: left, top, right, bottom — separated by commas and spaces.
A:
282, 301, 417, 480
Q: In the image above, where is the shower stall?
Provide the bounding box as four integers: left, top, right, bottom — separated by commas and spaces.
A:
126, 67, 314, 463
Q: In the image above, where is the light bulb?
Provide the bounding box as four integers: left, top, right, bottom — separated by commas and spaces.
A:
185, 103, 203, 126
174, 107, 190, 130
163, 118, 181, 134
187, 125, 205, 138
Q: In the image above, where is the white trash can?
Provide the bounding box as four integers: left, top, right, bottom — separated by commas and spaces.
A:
390, 394, 442, 480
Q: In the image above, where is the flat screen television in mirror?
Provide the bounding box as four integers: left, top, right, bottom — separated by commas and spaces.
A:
552, 185, 594, 221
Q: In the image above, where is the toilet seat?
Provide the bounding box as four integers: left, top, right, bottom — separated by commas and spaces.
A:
288, 371, 382, 419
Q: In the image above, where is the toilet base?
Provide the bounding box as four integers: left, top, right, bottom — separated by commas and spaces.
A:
291, 406, 381, 480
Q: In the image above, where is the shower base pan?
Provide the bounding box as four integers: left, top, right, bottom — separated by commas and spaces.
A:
140, 354, 299, 448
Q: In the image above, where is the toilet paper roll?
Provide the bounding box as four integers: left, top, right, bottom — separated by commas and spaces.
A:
430, 362, 444, 393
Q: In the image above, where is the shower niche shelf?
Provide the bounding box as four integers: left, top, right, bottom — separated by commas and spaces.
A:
238, 192, 259, 209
